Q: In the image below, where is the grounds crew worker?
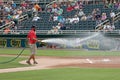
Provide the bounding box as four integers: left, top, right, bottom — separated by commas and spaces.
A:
26, 26, 40, 65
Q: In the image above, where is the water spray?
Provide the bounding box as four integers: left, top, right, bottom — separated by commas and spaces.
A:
41, 32, 100, 47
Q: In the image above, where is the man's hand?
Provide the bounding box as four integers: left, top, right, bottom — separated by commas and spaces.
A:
37, 40, 41, 42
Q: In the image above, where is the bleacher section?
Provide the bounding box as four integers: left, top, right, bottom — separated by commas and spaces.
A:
17, 3, 119, 31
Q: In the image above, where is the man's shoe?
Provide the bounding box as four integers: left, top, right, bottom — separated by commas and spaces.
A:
26, 61, 31, 65
34, 61, 38, 64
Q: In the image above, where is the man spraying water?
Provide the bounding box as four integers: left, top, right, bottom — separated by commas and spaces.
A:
26, 26, 41, 65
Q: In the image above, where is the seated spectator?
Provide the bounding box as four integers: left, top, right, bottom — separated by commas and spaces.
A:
5, 19, 11, 24
92, 9, 97, 20
65, 16, 71, 23
110, 23, 115, 30
57, 15, 65, 23
113, 2, 120, 9
74, 2, 80, 10
21, 1, 28, 10
78, 9, 85, 17
66, 4, 74, 12
56, 23, 66, 30
60, 24, 66, 30
78, 1, 84, 9
56, 23, 62, 30
56, 7, 63, 15
17, 9, 23, 15
96, 8, 101, 14
110, 10, 115, 22
96, 19, 102, 26
12, 13, 20, 24
95, 14, 101, 20
107, 1, 114, 8
34, 3, 42, 12
114, 2, 119, 9
53, 26, 59, 34
52, 2, 58, 8
51, 7, 58, 13
13, 13, 20, 20
53, 13, 58, 21
7, 14, 12, 20
87, 14, 92, 20
72, 15, 79, 23
81, 15, 87, 21
65, 15, 79, 24
4, 5, 11, 13
118, 3, 120, 10
101, 13, 107, 21
69, 17, 74, 23
48, 26, 59, 34
32, 14, 40, 21
95, 8, 101, 20
103, 23, 112, 31
0, 0, 3, 5
4, 27, 11, 34
0, 18, 4, 26
46, 7, 52, 13
11, 1, 17, 9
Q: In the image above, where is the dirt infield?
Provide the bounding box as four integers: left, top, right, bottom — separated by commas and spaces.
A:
0, 56, 120, 73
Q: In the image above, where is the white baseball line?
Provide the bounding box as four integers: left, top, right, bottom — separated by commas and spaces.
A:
102, 59, 111, 62
86, 59, 93, 64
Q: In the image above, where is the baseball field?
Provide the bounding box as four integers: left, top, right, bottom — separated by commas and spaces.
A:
0, 48, 120, 80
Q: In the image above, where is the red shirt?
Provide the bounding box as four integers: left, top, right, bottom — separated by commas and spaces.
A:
27, 30, 37, 44
67, 6, 74, 12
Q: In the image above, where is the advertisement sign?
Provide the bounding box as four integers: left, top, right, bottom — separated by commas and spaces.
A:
0, 38, 119, 51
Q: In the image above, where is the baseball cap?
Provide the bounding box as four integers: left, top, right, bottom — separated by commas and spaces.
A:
31, 25, 36, 29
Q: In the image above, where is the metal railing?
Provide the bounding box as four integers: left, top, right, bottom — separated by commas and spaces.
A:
0, 21, 15, 30
18, 14, 28, 22
0, 30, 120, 35
95, 12, 120, 30
0, 14, 28, 30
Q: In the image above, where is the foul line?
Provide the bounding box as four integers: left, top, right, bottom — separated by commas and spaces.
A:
86, 59, 93, 64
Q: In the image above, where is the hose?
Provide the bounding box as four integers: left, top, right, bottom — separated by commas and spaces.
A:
0, 48, 25, 64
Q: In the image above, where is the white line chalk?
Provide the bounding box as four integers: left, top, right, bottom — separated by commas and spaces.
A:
102, 59, 111, 62
86, 59, 93, 64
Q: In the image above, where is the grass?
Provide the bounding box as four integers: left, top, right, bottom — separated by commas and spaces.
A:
0, 48, 120, 56
0, 48, 120, 80
0, 56, 28, 69
0, 68, 120, 80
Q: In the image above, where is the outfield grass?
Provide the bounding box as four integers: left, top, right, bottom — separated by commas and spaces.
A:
0, 68, 120, 80
0, 48, 120, 56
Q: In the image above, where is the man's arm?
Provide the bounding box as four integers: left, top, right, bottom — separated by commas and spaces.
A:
32, 38, 41, 42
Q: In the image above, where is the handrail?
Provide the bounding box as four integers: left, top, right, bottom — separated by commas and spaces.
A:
0, 21, 15, 30
18, 14, 28, 22
0, 14, 28, 30
0, 30, 120, 35
95, 12, 120, 30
